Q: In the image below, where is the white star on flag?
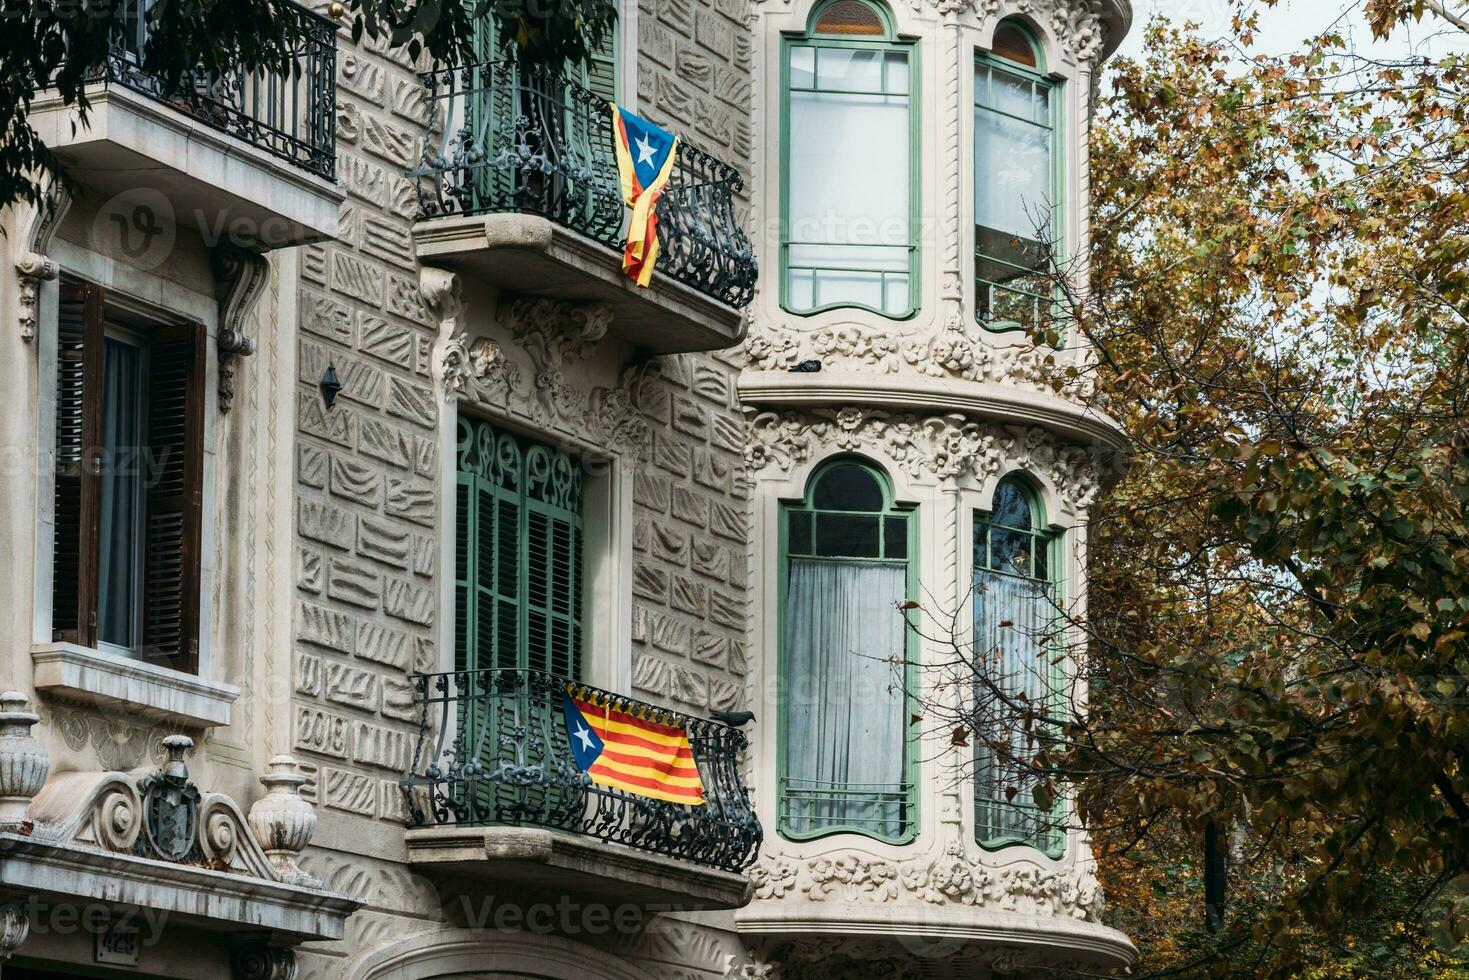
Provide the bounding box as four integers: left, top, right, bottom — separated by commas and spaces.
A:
634, 134, 657, 166
573, 722, 596, 752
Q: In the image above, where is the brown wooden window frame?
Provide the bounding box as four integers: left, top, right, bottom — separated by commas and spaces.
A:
51, 281, 207, 675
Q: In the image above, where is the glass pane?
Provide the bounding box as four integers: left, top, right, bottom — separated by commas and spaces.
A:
990, 67, 1037, 118
788, 267, 816, 310
790, 45, 816, 88
991, 527, 1032, 577
814, 464, 885, 511
975, 104, 1053, 243
1035, 537, 1049, 582
885, 275, 911, 316
816, 513, 881, 557
817, 47, 885, 93
815, 270, 887, 312
99, 338, 145, 650
788, 243, 910, 273
992, 481, 1031, 529
789, 510, 813, 554
783, 558, 909, 838
975, 227, 1050, 279
982, 286, 1045, 331
884, 516, 908, 559
814, 0, 886, 37
992, 24, 1038, 67
883, 51, 909, 94
973, 520, 988, 570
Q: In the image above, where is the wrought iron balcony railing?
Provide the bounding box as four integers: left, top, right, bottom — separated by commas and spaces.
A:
411, 61, 757, 310
97, 0, 337, 180
400, 668, 762, 875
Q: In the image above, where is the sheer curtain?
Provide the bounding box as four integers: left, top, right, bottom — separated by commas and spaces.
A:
98, 338, 143, 653
974, 569, 1061, 852
784, 558, 907, 837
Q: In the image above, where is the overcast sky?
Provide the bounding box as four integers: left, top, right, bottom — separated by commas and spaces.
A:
1117, 0, 1469, 60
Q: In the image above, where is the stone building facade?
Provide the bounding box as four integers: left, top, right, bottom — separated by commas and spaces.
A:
0, 0, 1134, 976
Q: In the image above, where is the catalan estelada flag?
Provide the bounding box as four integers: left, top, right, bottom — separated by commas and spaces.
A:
562, 691, 705, 805
611, 106, 679, 287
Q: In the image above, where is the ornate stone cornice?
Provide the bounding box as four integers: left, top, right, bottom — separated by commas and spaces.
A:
749, 845, 1103, 921
746, 407, 1102, 508
745, 318, 1096, 403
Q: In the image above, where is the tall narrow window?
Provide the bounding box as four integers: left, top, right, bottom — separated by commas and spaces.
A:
780, 460, 915, 842
454, 416, 585, 681
973, 477, 1064, 857
52, 283, 207, 672
975, 21, 1060, 332
783, 0, 917, 318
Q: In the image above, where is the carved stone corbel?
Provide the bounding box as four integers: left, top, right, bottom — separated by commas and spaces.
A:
232, 943, 298, 980
0, 903, 29, 960
15, 178, 72, 342
213, 245, 271, 413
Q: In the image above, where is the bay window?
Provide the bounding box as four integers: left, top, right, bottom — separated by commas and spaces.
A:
779, 460, 915, 843
782, 0, 918, 318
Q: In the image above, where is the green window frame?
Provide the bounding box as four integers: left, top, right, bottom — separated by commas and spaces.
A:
778, 458, 919, 844
454, 415, 585, 681
973, 475, 1065, 858
974, 21, 1063, 333
780, 0, 921, 319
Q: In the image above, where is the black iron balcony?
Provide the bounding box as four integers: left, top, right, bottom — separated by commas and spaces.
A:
412, 61, 757, 314
400, 668, 762, 879
97, 0, 337, 180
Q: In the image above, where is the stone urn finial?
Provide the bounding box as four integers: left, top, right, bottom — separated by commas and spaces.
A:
0, 692, 48, 831
248, 755, 317, 886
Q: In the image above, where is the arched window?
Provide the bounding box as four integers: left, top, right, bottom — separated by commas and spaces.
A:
782, 0, 919, 318
974, 20, 1061, 332
780, 460, 916, 842
973, 476, 1065, 857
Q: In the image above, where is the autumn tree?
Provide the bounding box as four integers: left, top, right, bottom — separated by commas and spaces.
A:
914, 1, 1469, 974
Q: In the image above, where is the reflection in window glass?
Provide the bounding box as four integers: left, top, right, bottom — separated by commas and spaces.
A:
974, 30, 1059, 333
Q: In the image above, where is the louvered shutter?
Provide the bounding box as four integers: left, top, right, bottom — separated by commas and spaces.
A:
581, 29, 618, 105
52, 283, 105, 647
524, 444, 583, 680
141, 322, 206, 672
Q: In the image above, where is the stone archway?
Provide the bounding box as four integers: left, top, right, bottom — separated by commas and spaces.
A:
341, 927, 649, 980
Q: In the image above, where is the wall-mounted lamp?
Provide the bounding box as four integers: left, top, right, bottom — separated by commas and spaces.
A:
319, 363, 343, 410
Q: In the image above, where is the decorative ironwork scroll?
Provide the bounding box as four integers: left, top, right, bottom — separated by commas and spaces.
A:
400, 668, 763, 874
412, 61, 757, 310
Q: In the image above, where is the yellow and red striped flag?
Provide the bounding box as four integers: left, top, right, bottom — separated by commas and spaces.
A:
562, 692, 705, 806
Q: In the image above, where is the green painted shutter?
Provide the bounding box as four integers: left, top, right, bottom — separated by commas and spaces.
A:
523, 444, 584, 679
581, 29, 618, 105
455, 417, 583, 679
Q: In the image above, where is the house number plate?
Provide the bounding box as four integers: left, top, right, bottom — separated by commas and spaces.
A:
97, 924, 141, 966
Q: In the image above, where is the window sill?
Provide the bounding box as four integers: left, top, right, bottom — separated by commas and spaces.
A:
32, 642, 240, 728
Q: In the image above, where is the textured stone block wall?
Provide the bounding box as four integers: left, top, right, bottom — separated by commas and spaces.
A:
628, 0, 755, 718
290, 20, 439, 830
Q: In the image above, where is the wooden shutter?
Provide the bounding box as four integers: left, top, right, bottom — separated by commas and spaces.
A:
141, 321, 206, 672
52, 283, 105, 647
524, 444, 584, 680
582, 29, 618, 105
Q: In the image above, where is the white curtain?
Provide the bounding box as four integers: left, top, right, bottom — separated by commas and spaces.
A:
784, 558, 908, 837
98, 338, 143, 652
974, 569, 1059, 849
